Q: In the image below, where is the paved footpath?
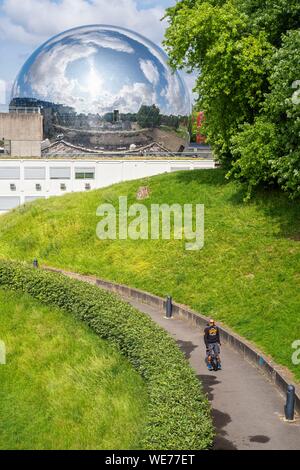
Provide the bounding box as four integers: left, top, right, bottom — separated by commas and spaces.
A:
47, 268, 300, 450
121, 296, 300, 450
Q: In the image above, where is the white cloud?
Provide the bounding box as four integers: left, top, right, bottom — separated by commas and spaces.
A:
183, 72, 197, 103
139, 59, 159, 85
96, 81, 157, 114
161, 70, 187, 115
18, 30, 159, 114
1, 0, 195, 106
0, 0, 166, 46
45, 28, 135, 54
0, 16, 37, 44
78, 32, 135, 54
24, 41, 97, 104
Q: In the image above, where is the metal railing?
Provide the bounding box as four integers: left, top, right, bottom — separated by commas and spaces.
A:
42, 151, 214, 159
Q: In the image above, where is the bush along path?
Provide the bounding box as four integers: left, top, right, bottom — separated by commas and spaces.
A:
45, 267, 300, 450
0, 260, 213, 450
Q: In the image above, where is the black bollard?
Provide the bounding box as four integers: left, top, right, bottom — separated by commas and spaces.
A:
166, 296, 172, 319
33, 259, 39, 269
284, 384, 295, 421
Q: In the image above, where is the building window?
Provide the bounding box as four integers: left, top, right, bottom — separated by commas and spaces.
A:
10, 184, 16, 191
36, 184, 42, 191
24, 167, 46, 180
0, 196, 20, 211
85, 183, 91, 191
50, 167, 71, 180
75, 168, 95, 180
0, 167, 20, 180
60, 183, 67, 191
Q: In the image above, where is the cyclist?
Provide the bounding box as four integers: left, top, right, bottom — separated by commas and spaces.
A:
204, 319, 222, 371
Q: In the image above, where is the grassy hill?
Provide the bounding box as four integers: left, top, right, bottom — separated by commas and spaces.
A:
0, 169, 299, 380
0, 290, 147, 450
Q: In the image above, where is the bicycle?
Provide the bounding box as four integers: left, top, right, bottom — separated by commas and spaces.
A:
206, 345, 221, 371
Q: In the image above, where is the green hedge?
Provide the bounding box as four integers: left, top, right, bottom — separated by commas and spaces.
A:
0, 260, 213, 450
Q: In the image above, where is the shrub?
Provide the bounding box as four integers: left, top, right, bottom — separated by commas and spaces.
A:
0, 260, 213, 450
228, 30, 300, 199
164, 1, 300, 197
228, 118, 279, 200
263, 30, 300, 198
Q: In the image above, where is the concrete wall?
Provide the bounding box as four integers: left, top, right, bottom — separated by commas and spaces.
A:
10, 141, 42, 158
0, 113, 43, 141
0, 113, 43, 157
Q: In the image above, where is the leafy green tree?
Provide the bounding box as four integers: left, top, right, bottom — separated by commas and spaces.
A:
229, 30, 300, 199
164, 0, 273, 165
164, 0, 300, 197
229, 118, 279, 199
236, 0, 300, 47
120, 112, 138, 122
160, 114, 180, 129
267, 31, 300, 197
103, 112, 114, 123
137, 105, 161, 128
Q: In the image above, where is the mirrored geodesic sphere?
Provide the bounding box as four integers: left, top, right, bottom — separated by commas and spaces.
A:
12, 25, 190, 116
11, 25, 191, 153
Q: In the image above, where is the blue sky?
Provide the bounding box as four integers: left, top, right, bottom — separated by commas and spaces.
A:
0, 0, 196, 110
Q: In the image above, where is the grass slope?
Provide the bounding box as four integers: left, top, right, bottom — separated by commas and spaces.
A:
0, 289, 147, 450
0, 169, 299, 380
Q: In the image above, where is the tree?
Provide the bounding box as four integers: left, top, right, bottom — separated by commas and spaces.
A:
103, 112, 114, 123
229, 118, 279, 199
137, 105, 161, 128
229, 30, 300, 199
236, 0, 300, 47
164, 0, 273, 165
160, 114, 180, 129
266, 31, 300, 197
164, 0, 300, 197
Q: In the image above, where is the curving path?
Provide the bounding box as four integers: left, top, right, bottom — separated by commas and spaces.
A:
47, 268, 300, 450
124, 297, 300, 450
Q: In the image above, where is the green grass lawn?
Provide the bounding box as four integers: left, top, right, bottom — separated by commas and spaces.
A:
0, 169, 299, 380
0, 289, 147, 450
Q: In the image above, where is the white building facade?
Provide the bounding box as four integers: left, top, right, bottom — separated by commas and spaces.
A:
0, 158, 215, 213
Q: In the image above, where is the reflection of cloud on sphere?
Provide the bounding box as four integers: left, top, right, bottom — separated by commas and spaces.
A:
11, 25, 190, 116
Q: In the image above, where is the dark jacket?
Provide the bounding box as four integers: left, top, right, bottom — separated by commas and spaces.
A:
204, 325, 220, 347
